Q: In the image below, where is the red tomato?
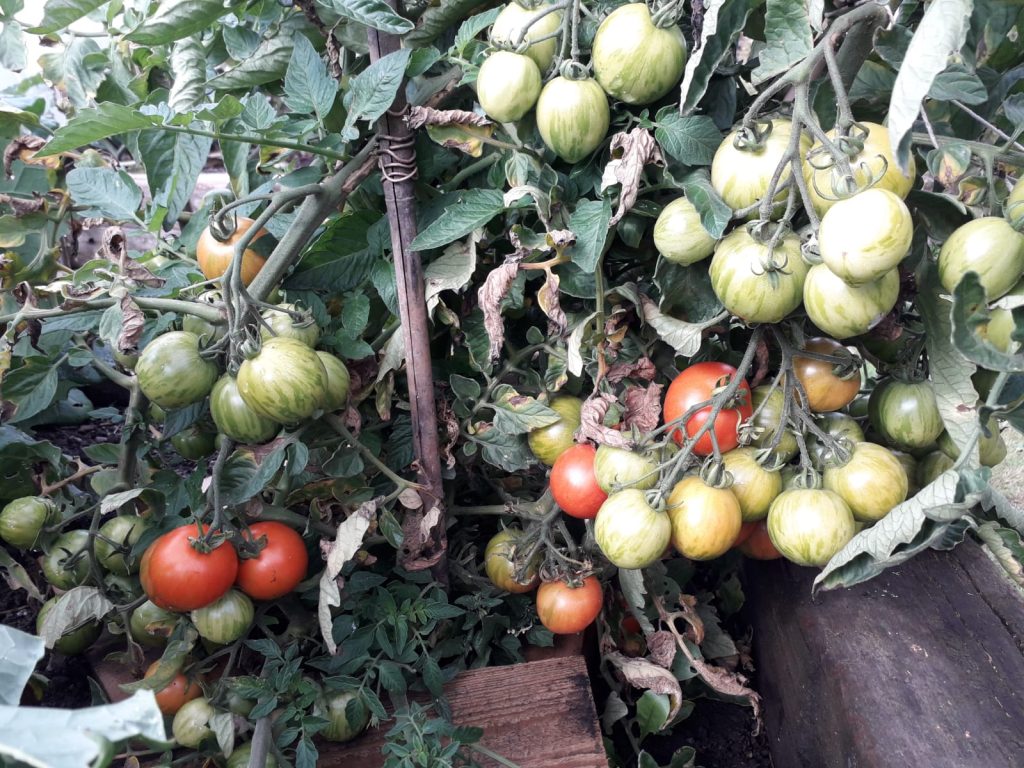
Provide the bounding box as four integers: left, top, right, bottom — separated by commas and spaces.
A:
737, 520, 783, 560
140, 525, 239, 611
535, 576, 603, 634
733, 520, 758, 548
550, 444, 608, 519
145, 661, 203, 716
236, 522, 308, 600
663, 362, 752, 455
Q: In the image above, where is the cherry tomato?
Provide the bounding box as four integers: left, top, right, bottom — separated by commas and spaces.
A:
550, 444, 608, 519
663, 362, 752, 455
196, 217, 267, 286
140, 524, 239, 611
793, 337, 862, 413
145, 661, 203, 716
236, 522, 308, 601
535, 576, 603, 634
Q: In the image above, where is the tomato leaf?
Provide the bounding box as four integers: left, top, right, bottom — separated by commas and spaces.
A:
327, 0, 414, 34
318, 501, 376, 654
679, 0, 757, 114
929, 64, 988, 105
411, 189, 505, 251
753, 0, 814, 84
0, 548, 43, 604
27, 0, 106, 34
38, 587, 112, 650
636, 690, 672, 740
126, 0, 229, 46
66, 167, 143, 222
0, 625, 44, 705
654, 111, 721, 167
887, 0, 973, 172
342, 48, 412, 141
568, 198, 612, 272
283, 34, 338, 122
676, 169, 731, 238
137, 130, 213, 229
489, 384, 560, 434
2, 356, 60, 424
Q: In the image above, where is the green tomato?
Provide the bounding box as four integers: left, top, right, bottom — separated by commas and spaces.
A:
227, 744, 278, 768
237, 337, 329, 424
803, 264, 899, 339
712, 120, 811, 217
317, 351, 351, 412
593, 445, 658, 493
890, 450, 919, 498
130, 599, 179, 648
104, 573, 143, 604
803, 122, 916, 217
37, 597, 101, 655
171, 425, 217, 460
527, 395, 582, 466
476, 51, 541, 123
260, 303, 320, 348
823, 442, 908, 522
916, 450, 955, 487
723, 447, 782, 522
653, 197, 716, 266
868, 378, 944, 450
172, 697, 215, 748
535, 76, 610, 163
938, 217, 1024, 300
490, 1, 562, 71
710, 227, 808, 323
135, 331, 219, 410
984, 278, 1024, 352
807, 412, 865, 470
210, 375, 280, 444
748, 386, 798, 463
94, 515, 146, 576
937, 415, 1007, 467
190, 589, 254, 645
41, 530, 92, 589
0, 496, 56, 550
182, 291, 226, 343
767, 489, 856, 567
1007, 181, 1024, 227
592, 3, 686, 105
594, 489, 671, 569
317, 691, 370, 742
484, 528, 540, 593
818, 188, 913, 285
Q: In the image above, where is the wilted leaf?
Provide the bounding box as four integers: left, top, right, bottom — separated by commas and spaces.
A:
607, 358, 657, 383
576, 393, 630, 448
680, 0, 756, 114
117, 296, 145, 353
601, 129, 664, 226
622, 383, 664, 434
319, 501, 376, 653
536, 270, 566, 336
636, 292, 708, 358
478, 253, 524, 360
490, 384, 560, 434
38, 587, 113, 649
424, 236, 478, 316
605, 651, 683, 722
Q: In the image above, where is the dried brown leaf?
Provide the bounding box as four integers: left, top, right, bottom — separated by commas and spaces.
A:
4, 135, 48, 177
606, 357, 657, 383
318, 500, 377, 653
117, 295, 145, 352
647, 631, 678, 668
576, 392, 631, 448
547, 229, 576, 249
622, 382, 664, 434
438, 398, 458, 471
401, 502, 446, 571
0, 193, 45, 216
605, 651, 683, 722
406, 106, 492, 130
536, 270, 567, 337
478, 253, 524, 360
601, 128, 664, 225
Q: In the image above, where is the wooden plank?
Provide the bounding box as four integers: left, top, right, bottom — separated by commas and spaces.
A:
745, 542, 1024, 768
318, 656, 607, 768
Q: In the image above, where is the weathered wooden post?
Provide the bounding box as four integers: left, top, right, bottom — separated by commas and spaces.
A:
366, 5, 447, 580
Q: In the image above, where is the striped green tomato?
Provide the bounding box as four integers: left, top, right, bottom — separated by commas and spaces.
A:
41, 530, 92, 589
712, 120, 811, 217
938, 216, 1024, 300
823, 442, 908, 522
937, 415, 1007, 467
807, 412, 864, 470
210, 375, 279, 443
818, 188, 912, 284
654, 197, 716, 265
666, 476, 742, 560
190, 589, 254, 645
594, 489, 671, 569
238, 337, 328, 424
129, 599, 178, 648
260, 303, 320, 347
984, 278, 1024, 352
476, 51, 541, 123
170, 425, 216, 460
135, 331, 218, 410
227, 744, 278, 768
868, 378, 944, 450
535, 76, 610, 163
527, 395, 582, 466
722, 447, 782, 522
802, 122, 915, 217
593, 445, 659, 493
767, 489, 856, 567
748, 386, 799, 463
94, 515, 146, 575
916, 450, 954, 487
1007, 181, 1024, 227
490, 1, 562, 72
181, 291, 225, 343
803, 264, 899, 339
317, 691, 370, 742
710, 228, 808, 323
37, 597, 101, 655
592, 3, 686, 104
317, 351, 351, 412
0, 496, 56, 549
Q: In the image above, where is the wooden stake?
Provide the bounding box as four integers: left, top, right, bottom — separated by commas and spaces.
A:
367, 6, 447, 581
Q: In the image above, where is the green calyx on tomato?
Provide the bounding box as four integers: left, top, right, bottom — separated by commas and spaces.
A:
594, 489, 672, 569
713, 120, 811, 217
94, 515, 146, 575
42, 529, 92, 589
260, 303, 321, 348
710, 227, 808, 323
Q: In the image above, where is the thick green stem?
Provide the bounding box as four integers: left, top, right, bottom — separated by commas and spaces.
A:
0, 295, 224, 325
159, 123, 351, 162
325, 414, 418, 491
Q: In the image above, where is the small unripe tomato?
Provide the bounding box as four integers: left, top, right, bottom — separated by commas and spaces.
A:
94, 515, 147, 575
146, 662, 203, 716
592, 3, 686, 105
710, 227, 808, 323
490, 2, 563, 71
803, 264, 899, 340
316, 691, 370, 742
196, 217, 267, 286
528, 395, 583, 466
938, 216, 1024, 300
712, 120, 811, 217
41, 530, 92, 589
535, 76, 610, 163
818, 188, 913, 285
666, 476, 742, 560
594, 489, 672, 569
476, 51, 541, 123
484, 528, 540, 593
130, 600, 179, 648
317, 351, 351, 412
135, 331, 218, 410
260, 303, 320, 347
191, 589, 254, 645
593, 445, 659, 493
172, 696, 215, 747
227, 743, 279, 768
37, 597, 101, 655
653, 197, 716, 266
823, 442, 908, 523
722, 447, 782, 522
0, 496, 57, 550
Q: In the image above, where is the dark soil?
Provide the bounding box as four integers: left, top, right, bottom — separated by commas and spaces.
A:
1, 551, 95, 709
656, 699, 772, 767
32, 419, 122, 462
